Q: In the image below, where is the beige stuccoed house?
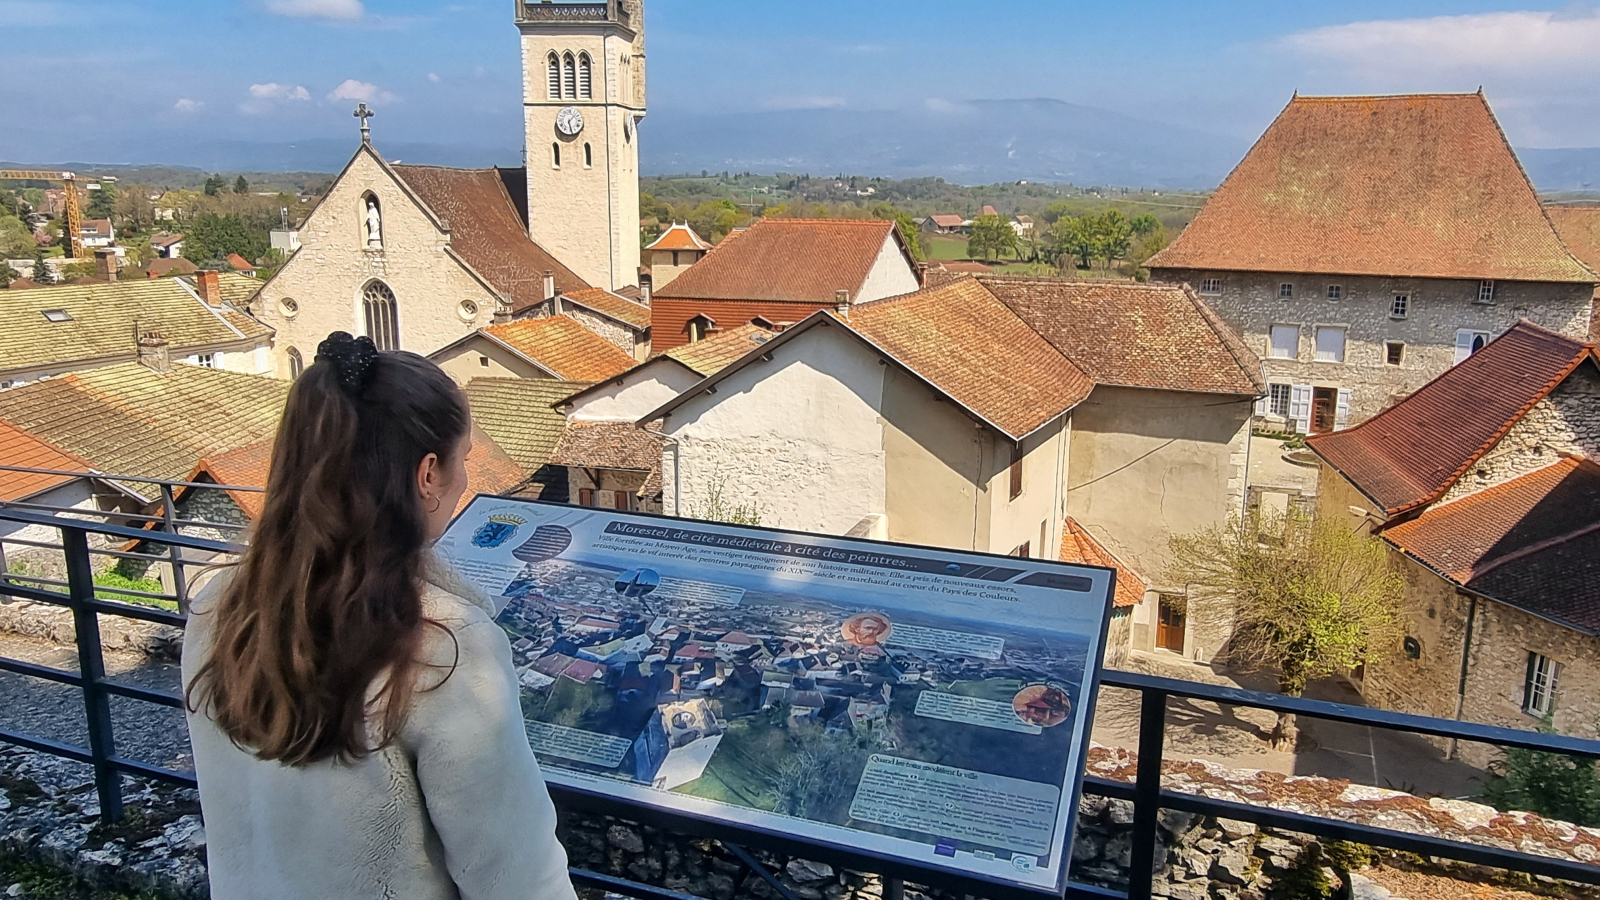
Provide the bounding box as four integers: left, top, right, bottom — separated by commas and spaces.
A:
639, 275, 1263, 661
1309, 321, 1600, 766
1149, 91, 1596, 432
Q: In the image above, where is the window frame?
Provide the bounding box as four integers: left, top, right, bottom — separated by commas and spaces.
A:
1478, 280, 1496, 304
195, 353, 215, 368
361, 279, 401, 352
1314, 325, 1347, 363
1523, 651, 1561, 717
1385, 342, 1404, 366
546, 52, 561, 100
1326, 285, 1342, 301
1268, 324, 1299, 360
1278, 282, 1294, 299
552, 142, 561, 169
1008, 443, 1023, 500
1455, 328, 1491, 364
1199, 278, 1222, 295
1267, 383, 1291, 417
1390, 293, 1409, 319
287, 347, 303, 379
584, 143, 593, 168
562, 52, 577, 99
578, 52, 593, 100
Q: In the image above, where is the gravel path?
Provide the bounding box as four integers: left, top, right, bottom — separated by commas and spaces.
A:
0, 631, 191, 774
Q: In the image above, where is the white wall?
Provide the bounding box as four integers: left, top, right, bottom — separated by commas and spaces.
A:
660, 326, 887, 534
570, 360, 702, 423
856, 233, 921, 304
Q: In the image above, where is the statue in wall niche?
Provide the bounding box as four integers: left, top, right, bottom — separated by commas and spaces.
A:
366, 200, 382, 248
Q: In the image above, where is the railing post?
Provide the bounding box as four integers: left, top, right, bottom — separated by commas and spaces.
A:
160, 483, 189, 614
63, 525, 122, 822
882, 876, 903, 900
1127, 689, 1167, 900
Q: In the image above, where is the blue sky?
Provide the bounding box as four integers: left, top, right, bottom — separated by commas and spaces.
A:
4, 1, 1600, 165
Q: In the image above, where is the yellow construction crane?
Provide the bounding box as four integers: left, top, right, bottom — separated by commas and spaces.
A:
0, 170, 83, 258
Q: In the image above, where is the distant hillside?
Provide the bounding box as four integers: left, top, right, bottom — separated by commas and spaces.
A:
1517, 148, 1600, 192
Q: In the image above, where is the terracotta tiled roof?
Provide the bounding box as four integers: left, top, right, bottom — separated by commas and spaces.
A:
848, 278, 1092, 439
459, 423, 526, 513
980, 276, 1263, 396
80, 219, 111, 237
1149, 93, 1596, 282
150, 234, 184, 250
1059, 518, 1145, 609
929, 215, 964, 228
0, 363, 289, 500
645, 223, 712, 252
1384, 457, 1600, 634
482, 316, 636, 381
390, 165, 589, 313
1545, 206, 1600, 274
549, 421, 663, 471
0, 419, 92, 502
145, 258, 197, 278
657, 218, 904, 303
663, 324, 773, 375
1308, 321, 1598, 515
0, 278, 272, 377
464, 377, 589, 473
980, 206, 999, 217
225, 253, 255, 272
562, 287, 651, 330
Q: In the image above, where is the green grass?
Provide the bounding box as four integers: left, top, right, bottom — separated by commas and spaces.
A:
0, 853, 167, 900
674, 716, 786, 809
4, 562, 176, 610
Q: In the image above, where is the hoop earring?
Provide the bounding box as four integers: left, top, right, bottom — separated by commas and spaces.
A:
426, 495, 441, 514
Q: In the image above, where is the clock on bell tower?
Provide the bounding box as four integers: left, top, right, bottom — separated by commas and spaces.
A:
515, 0, 645, 291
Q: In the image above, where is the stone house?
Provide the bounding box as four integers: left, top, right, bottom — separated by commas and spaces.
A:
463, 377, 593, 503
430, 313, 635, 384
1149, 92, 1595, 432
520, 286, 653, 358
643, 223, 711, 292
252, 138, 589, 377
650, 218, 920, 352
0, 273, 273, 388
641, 275, 1262, 661
1308, 320, 1600, 766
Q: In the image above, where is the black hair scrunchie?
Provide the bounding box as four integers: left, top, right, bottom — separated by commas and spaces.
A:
315, 331, 379, 392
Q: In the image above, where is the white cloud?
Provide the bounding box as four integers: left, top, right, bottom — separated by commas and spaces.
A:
326, 79, 395, 103
248, 82, 311, 100
1279, 10, 1600, 74
428, 72, 441, 83
767, 95, 846, 110
173, 98, 202, 112
264, 0, 364, 20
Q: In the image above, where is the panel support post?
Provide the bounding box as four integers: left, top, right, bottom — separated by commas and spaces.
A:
1127, 689, 1167, 900
65, 525, 121, 822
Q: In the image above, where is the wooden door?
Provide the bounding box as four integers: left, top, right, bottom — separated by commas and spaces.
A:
1311, 387, 1337, 434
1157, 596, 1186, 653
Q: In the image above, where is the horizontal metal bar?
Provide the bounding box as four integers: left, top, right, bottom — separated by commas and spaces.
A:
0, 727, 94, 764
108, 756, 195, 788
0, 584, 186, 625
568, 869, 709, 900
1064, 883, 1126, 900
101, 678, 183, 709
0, 656, 81, 686
1157, 788, 1600, 885
0, 463, 264, 493
1082, 775, 1136, 801
0, 500, 239, 528
0, 509, 236, 554
1101, 670, 1600, 758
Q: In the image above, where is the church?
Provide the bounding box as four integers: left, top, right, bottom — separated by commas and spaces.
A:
253, 0, 647, 377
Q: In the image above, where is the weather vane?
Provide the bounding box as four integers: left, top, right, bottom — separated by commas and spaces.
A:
354, 103, 375, 144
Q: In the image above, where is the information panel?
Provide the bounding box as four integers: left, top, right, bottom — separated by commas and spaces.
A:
437, 498, 1116, 894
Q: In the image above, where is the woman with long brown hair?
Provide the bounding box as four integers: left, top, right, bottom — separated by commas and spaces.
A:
183, 332, 575, 900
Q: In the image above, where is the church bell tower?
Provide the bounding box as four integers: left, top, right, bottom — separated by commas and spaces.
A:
516, 0, 645, 291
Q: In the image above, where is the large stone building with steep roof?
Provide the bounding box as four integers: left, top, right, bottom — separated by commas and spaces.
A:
1308, 321, 1600, 764
650, 218, 920, 351
1149, 92, 1596, 431
640, 275, 1261, 661
1542, 205, 1600, 343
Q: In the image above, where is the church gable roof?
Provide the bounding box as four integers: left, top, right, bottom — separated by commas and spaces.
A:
390, 165, 590, 312
1149, 93, 1596, 283
656, 218, 908, 304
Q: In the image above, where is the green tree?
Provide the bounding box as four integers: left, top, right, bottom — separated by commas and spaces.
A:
0, 263, 13, 288
1478, 717, 1600, 826
966, 214, 1018, 261
1092, 210, 1133, 266
870, 203, 923, 261
0, 215, 35, 258
182, 212, 265, 262
1051, 216, 1095, 268
86, 183, 115, 220
234, 175, 250, 195
31, 250, 50, 284
203, 174, 226, 197
1129, 213, 1161, 237
1167, 510, 1404, 748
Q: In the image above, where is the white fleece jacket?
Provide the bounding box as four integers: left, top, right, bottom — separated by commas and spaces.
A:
182, 559, 577, 900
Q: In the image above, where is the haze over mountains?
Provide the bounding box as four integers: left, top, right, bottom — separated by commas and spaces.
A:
7, 97, 1600, 190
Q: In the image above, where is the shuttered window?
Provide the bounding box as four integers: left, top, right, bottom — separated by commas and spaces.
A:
547, 53, 560, 99
578, 53, 592, 99
1009, 444, 1023, 500
1454, 329, 1490, 364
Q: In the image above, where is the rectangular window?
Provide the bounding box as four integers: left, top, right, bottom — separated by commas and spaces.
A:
1199, 278, 1222, 295
1268, 324, 1299, 359
1390, 294, 1409, 319
1009, 444, 1023, 500
614, 490, 632, 511
196, 353, 215, 368
578, 488, 594, 507
1314, 326, 1346, 363
1454, 329, 1491, 364
1478, 280, 1496, 304
1268, 383, 1291, 417
1326, 285, 1342, 301
1278, 282, 1294, 299
479, 355, 490, 367
1386, 342, 1404, 366
1524, 652, 1561, 716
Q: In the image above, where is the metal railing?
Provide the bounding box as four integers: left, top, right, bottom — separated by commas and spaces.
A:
0, 505, 1598, 900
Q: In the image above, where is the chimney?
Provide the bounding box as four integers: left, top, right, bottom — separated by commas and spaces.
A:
94, 248, 117, 282
137, 328, 171, 374
639, 273, 652, 306
196, 270, 221, 306
834, 289, 850, 318
544, 270, 561, 314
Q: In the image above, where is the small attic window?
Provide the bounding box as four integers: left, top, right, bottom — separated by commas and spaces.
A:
41, 309, 72, 323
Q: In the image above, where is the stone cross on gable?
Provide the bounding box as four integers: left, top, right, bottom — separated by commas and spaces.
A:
353, 103, 375, 143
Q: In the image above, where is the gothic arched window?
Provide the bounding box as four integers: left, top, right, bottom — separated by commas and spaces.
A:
562, 53, 576, 99
547, 53, 560, 100
287, 347, 303, 379
362, 280, 400, 351
578, 53, 592, 99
